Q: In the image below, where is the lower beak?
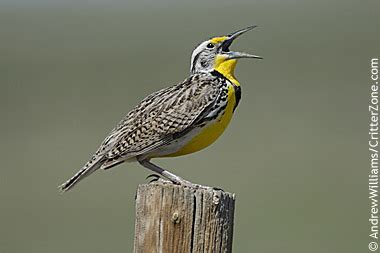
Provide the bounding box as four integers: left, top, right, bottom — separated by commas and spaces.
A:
225, 51, 263, 60
221, 25, 263, 60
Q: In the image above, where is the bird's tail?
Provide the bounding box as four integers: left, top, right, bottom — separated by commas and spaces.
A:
59, 156, 105, 193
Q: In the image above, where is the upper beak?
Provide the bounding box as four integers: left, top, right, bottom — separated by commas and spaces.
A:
221, 25, 263, 60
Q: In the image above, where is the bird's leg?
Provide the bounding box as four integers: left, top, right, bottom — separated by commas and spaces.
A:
138, 159, 196, 187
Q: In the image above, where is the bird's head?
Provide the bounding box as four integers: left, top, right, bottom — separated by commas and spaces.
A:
190, 26, 262, 78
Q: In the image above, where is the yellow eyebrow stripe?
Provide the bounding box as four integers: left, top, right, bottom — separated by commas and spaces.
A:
209, 36, 227, 44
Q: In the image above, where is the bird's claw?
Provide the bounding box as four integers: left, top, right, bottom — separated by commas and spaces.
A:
146, 175, 224, 192
212, 186, 225, 192
146, 174, 161, 183
146, 174, 173, 184
178, 181, 224, 192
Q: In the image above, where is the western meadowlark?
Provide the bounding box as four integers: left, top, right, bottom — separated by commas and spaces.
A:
59, 26, 261, 192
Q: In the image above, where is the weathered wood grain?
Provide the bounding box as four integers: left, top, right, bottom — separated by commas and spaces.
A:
134, 182, 235, 253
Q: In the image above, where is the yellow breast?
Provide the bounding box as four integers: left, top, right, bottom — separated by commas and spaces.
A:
165, 84, 236, 157
163, 57, 240, 157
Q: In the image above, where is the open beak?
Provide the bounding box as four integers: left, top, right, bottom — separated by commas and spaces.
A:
221, 25, 263, 60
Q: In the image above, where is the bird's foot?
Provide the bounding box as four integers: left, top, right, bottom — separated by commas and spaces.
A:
146, 174, 172, 184
212, 186, 225, 192
147, 173, 223, 192
174, 179, 223, 192
146, 174, 160, 183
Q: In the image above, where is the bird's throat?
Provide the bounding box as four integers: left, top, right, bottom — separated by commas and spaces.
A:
214, 58, 239, 85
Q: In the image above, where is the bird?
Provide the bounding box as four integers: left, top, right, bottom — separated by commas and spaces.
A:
59, 26, 262, 192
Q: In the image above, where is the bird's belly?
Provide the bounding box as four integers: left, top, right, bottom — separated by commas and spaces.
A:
164, 87, 236, 157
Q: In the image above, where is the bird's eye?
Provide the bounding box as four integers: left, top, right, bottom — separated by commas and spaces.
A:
206, 43, 214, 49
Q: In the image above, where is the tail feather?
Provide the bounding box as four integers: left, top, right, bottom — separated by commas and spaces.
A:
59, 157, 105, 193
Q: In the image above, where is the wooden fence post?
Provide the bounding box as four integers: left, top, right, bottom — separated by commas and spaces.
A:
133, 182, 236, 253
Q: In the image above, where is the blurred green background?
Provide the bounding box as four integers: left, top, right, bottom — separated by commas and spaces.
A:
0, 0, 378, 252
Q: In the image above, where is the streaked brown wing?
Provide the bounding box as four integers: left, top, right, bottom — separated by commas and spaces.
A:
101, 73, 222, 160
